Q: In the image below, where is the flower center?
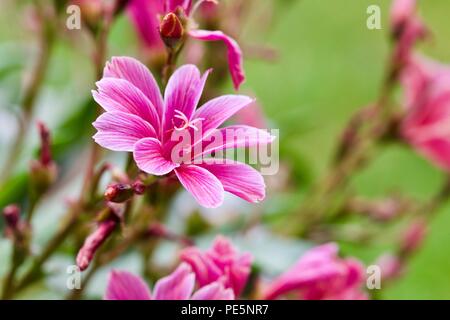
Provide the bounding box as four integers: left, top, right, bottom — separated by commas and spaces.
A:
173, 109, 204, 132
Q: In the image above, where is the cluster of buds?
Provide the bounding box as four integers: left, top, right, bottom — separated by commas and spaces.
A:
76, 206, 121, 271
104, 180, 146, 203
29, 122, 57, 196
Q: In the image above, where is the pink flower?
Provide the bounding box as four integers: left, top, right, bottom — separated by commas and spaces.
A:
105, 263, 234, 300
92, 57, 274, 208
127, 0, 245, 89
180, 236, 253, 296
390, 0, 426, 66
400, 56, 450, 171
263, 243, 367, 300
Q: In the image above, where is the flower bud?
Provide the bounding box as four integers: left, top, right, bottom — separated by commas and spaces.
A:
3, 205, 20, 231
76, 217, 118, 271
105, 183, 134, 203
159, 12, 184, 49
400, 220, 427, 255
30, 122, 57, 194
132, 180, 146, 195
71, 0, 104, 29
376, 253, 403, 281
390, 0, 417, 38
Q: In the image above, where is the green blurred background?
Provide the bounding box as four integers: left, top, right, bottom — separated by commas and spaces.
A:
0, 0, 449, 299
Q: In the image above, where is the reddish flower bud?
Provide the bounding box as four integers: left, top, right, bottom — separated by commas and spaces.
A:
105, 183, 134, 203
3, 204, 20, 230
76, 218, 118, 271
132, 180, 146, 195
159, 12, 184, 49
376, 253, 403, 280
37, 121, 52, 166
30, 122, 57, 193
400, 220, 427, 254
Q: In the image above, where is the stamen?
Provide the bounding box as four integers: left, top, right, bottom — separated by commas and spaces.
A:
173, 110, 205, 132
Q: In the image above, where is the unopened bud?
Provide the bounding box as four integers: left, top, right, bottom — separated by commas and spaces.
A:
400, 220, 427, 254
38, 122, 52, 166
3, 205, 20, 230
30, 122, 57, 193
76, 218, 118, 271
390, 0, 417, 38
104, 183, 134, 203
160, 12, 184, 49
72, 0, 104, 29
132, 180, 146, 195
376, 253, 403, 280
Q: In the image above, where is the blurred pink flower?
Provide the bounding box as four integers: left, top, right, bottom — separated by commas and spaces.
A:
92, 57, 274, 208
390, 0, 426, 66
400, 56, 450, 171
263, 243, 367, 300
127, 0, 246, 89
180, 236, 253, 296
375, 253, 403, 280
105, 263, 234, 300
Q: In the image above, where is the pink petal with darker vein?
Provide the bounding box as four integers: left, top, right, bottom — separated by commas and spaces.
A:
134, 137, 179, 175
105, 270, 151, 300
189, 29, 245, 90
104, 56, 164, 122
93, 77, 160, 131
174, 165, 224, 208
93, 111, 156, 152
153, 263, 195, 300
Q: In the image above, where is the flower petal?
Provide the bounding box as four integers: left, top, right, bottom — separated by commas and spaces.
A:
197, 159, 265, 203
93, 112, 156, 152
153, 263, 195, 300
134, 137, 179, 175
93, 77, 160, 131
104, 270, 151, 300
127, 0, 164, 49
104, 56, 164, 121
198, 125, 275, 158
163, 65, 210, 141
193, 95, 254, 140
191, 282, 235, 300
175, 165, 224, 208
189, 30, 245, 90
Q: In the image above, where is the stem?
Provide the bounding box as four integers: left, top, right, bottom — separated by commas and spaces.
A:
0, 6, 54, 182
14, 205, 81, 293
162, 48, 180, 85
1, 252, 20, 299
289, 47, 400, 236
66, 227, 146, 300
378, 176, 450, 290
